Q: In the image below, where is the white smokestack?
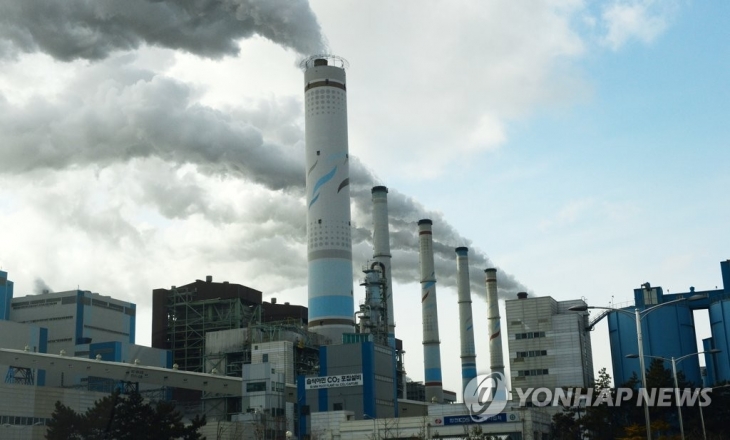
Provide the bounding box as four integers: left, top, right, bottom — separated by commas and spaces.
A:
485, 268, 504, 377
302, 55, 355, 343
418, 219, 443, 403
456, 247, 477, 394
371, 186, 395, 348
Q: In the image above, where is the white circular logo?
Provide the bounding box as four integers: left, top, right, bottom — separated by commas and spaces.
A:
463, 372, 508, 422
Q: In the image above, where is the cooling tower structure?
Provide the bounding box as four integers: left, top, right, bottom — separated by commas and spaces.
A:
485, 268, 504, 377
418, 219, 444, 403
455, 247, 477, 393
371, 186, 395, 348
302, 55, 354, 343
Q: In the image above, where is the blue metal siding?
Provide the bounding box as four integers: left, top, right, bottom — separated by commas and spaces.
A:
362, 341, 375, 419
297, 375, 307, 439
609, 304, 700, 386
702, 338, 716, 387
0, 270, 13, 321
721, 260, 730, 291
75, 291, 85, 344
37, 327, 48, 386
709, 300, 730, 383
129, 303, 136, 343
318, 346, 328, 412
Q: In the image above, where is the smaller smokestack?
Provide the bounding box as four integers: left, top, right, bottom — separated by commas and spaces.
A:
272, 297, 277, 304
371, 186, 395, 349
517, 292, 528, 300
418, 219, 443, 404
206, 275, 212, 283
456, 247, 477, 394
486, 269, 504, 377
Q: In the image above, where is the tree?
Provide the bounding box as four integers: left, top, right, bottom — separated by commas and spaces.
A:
551, 405, 581, 440
46, 401, 84, 440
45, 390, 206, 440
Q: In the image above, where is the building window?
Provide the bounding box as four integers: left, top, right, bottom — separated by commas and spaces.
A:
246, 382, 267, 392
333, 403, 343, 411
517, 369, 550, 377
516, 350, 548, 358
515, 331, 546, 340
263, 354, 269, 362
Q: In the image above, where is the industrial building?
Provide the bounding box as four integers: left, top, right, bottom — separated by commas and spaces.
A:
605, 259, 730, 387
1, 270, 13, 320
8, 289, 144, 387
506, 293, 595, 390
151, 275, 323, 421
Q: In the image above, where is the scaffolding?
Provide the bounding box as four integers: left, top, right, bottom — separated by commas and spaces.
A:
166, 285, 259, 373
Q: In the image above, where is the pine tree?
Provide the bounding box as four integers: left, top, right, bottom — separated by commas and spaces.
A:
46, 389, 206, 440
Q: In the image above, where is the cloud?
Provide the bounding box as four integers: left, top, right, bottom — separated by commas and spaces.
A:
600, 0, 677, 50
0, 0, 325, 61
313, 0, 588, 179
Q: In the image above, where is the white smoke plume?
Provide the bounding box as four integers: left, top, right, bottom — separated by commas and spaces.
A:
0, 0, 326, 60
0, 1, 527, 299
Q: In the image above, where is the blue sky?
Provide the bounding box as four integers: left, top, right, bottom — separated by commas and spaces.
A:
0, 0, 727, 396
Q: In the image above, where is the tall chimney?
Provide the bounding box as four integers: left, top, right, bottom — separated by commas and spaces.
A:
302, 55, 354, 343
456, 247, 477, 394
485, 268, 504, 377
371, 186, 395, 348
418, 219, 444, 403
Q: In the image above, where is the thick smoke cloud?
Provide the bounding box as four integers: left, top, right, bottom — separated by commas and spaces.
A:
0, 60, 304, 192
0, 0, 526, 298
349, 171, 526, 298
0, 0, 325, 60
0, 56, 526, 298
33, 278, 53, 295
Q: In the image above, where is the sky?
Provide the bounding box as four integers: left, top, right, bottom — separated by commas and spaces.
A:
0, 0, 728, 397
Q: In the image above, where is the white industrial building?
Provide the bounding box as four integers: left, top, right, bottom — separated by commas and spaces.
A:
506, 293, 594, 391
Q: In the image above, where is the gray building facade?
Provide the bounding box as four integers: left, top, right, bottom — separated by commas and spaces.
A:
506, 295, 594, 390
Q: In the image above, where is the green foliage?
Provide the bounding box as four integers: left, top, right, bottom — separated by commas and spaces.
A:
46, 401, 84, 440
45, 390, 206, 440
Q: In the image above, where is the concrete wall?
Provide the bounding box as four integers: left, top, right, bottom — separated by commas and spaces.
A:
0, 320, 48, 386
0, 383, 110, 440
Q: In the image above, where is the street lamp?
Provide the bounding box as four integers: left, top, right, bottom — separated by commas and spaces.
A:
626, 349, 721, 440
697, 383, 730, 440
568, 293, 704, 440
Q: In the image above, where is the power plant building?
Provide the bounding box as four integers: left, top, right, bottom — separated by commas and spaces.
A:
607, 260, 730, 387
9, 289, 137, 387
297, 340, 398, 437
506, 293, 594, 390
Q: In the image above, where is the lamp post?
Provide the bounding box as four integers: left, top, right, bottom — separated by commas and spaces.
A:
698, 383, 730, 440
569, 293, 704, 440
626, 349, 720, 440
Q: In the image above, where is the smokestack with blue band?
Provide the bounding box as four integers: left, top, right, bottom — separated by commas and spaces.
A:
419, 219, 443, 403
456, 247, 477, 393
371, 186, 395, 348
302, 55, 354, 342
486, 268, 504, 376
